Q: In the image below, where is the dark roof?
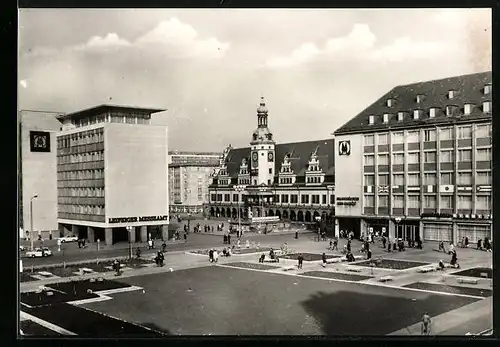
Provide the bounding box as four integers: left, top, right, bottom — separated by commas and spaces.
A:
334, 71, 492, 135
57, 104, 166, 121
223, 139, 335, 181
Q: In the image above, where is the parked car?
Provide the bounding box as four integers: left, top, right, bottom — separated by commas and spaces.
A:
26, 247, 52, 258
59, 235, 78, 243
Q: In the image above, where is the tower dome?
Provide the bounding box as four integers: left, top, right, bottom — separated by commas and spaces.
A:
257, 97, 268, 114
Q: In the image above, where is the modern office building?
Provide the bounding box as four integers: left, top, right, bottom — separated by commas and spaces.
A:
19, 110, 62, 240
168, 151, 220, 214
56, 105, 170, 245
333, 71, 492, 243
207, 98, 335, 224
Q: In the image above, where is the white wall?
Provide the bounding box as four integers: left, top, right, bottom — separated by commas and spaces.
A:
334, 134, 364, 216
20, 111, 60, 233
104, 123, 169, 226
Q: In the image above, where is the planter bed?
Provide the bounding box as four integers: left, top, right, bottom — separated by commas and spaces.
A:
301, 271, 373, 282
350, 259, 430, 270
223, 262, 280, 271
21, 287, 99, 307
20, 273, 38, 283
452, 267, 492, 279
280, 253, 341, 262
403, 282, 492, 298
190, 247, 272, 256
49, 278, 131, 295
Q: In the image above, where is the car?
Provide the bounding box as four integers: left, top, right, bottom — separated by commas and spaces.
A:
26, 247, 52, 258
59, 235, 78, 243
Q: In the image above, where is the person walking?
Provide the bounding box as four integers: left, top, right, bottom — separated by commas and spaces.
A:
333, 238, 338, 251
382, 236, 387, 249
366, 249, 372, 260
213, 250, 219, 263
208, 249, 214, 263
346, 239, 351, 253
321, 253, 327, 268
421, 312, 432, 335
227, 234, 231, 245
297, 253, 304, 269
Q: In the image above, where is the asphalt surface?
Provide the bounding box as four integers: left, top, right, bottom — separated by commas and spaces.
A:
79, 265, 479, 335
21, 232, 310, 267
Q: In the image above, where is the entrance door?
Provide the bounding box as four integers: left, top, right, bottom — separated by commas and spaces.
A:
396, 225, 404, 239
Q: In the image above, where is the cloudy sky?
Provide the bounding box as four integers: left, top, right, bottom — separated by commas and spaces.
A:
19, 8, 491, 152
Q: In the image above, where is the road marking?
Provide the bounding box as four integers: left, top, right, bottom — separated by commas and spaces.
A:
216, 264, 486, 299
20, 311, 77, 336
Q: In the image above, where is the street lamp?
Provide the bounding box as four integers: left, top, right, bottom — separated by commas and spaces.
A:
394, 217, 402, 240
234, 185, 247, 237
126, 226, 132, 260
29, 194, 38, 251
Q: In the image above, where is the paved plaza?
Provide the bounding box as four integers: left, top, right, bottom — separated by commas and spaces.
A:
19, 235, 493, 336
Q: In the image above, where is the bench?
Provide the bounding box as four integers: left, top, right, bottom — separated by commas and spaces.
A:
379, 276, 393, 282
282, 266, 295, 271
417, 266, 436, 273
326, 258, 342, 264
263, 258, 279, 263
346, 267, 362, 273
457, 278, 478, 285
74, 267, 95, 276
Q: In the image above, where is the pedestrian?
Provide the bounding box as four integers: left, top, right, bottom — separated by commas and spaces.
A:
393, 241, 397, 251
438, 240, 445, 252
211, 226, 214, 232
297, 253, 304, 269
213, 250, 219, 263
184, 232, 187, 241
259, 253, 265, 263
366, 249, 372, 260
365, 240, 370, 252
245, 240, 250, 248
417, 239, 423, 249
477, 239, 483, 250
321, 253, 327, 267
136, 247, 141, 259
438, 259, 445, 271
346, 240, 351, 253
333, 238, 338, 251
161, 242, 167, 253
387, 238, 392, 252
223, 234, 227, 244
421, 312, 432, 335
329, 239, 333, 250
209, 249, 214, 263
448, 242, 455, 255
464, 236, 469, 248
450, 250, 459, 268
237, 239, 241, 249
382, 236, 387, 249
295, 231, 298, 239
227, 234, 231, 245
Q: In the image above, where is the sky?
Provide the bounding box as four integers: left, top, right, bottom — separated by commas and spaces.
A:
18, 8, 491, 152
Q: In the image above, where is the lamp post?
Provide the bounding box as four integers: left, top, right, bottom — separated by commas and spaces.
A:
234, 185, 247, 237
29, 194, 38, 251
394, 217, 401, 241
126, 226, 132, 260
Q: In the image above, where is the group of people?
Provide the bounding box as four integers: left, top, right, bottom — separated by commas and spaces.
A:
339, 230, 355, 240
208, 247, 233, 262
259, 248, 279, 263
477, 238, 492, 252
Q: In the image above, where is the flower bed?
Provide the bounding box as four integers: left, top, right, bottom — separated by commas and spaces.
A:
351, 259, 430, 270
280, 253, 341, 262
190, 247, 272, 256
452, 267, 492, 279
223, 262, 280, 270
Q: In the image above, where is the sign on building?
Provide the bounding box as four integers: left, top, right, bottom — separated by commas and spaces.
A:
30, 131, 51, 152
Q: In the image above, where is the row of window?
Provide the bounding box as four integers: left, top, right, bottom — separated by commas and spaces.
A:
58, 151, 105, 164
364, 148, 491, 165
364, 124, 491, 145
57, 187, 105, 197
57, 128, 104, 149
58, 169, 105, 181
210, 193, 335, 205
58, 204, 105, 215
306, 176, 323, 183
364, 195, 491, 210
365, 171, 491, 186
71, 113, 151, 128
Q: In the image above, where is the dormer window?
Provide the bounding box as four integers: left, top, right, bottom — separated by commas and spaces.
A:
397, 112, 405, 121
387, 98, 394, 107
484, 84, 492, 95
464, 103, 474, 116
413, 109, 421, 120
446, 105, 457, 116
448, 90, 456, 99
483, 101, 491, 114
369, 115, 375, 125
383, 113, 389, 123
416, 94, 424, 103
429, 107, 437, 118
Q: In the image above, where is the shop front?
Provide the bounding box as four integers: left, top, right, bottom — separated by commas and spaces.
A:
362, 218, 389, 238
423, 222, 453, 242
457, 222, 492, 243
337, 217, 361, 239
395, 219, 421, 242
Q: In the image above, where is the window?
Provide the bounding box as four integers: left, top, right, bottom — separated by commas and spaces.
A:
378, 196, 388, 207
424, 196, 436, 208
413, 109, 421, 119
364, 155, 374, 165
407, 173, 420, 186
424, 129, 436, 142
424, 152, 436, 163
407, 130, 419, 143
441, 196, 452, 209
392, 131, 404, 144
233, 194, 239, 202
483, 101, 491, 113
383, 114, 389, 123
416, 94, 424, 103
408, 195, 420, 209
476, 148, 491, 161
369, 115, 375, 124
291, 195, 298, 203
364, 195, 375, 207
440, 150, 454, 163
458, 195, 472, 209
378, 174, 389, 186
476, 196, 491, 210
322, 195, 327, 204
269, 168, 272, 174
392, 153, 404, 165
224, 194, 230, 202
281, 194, 289, 203
364, 175, 375, 186
312, 195, 320, 204
476, 171, 491, 185
393, 195, 404, 208
439, 127, 453, 140
387, 99, 394, 107
378, 154, 389, 165
429, 108, 437, 118
330, 195, 335, 204
484, 84, 492, 95
364, 135, 374, 146
393, 174, 404, 186
464, 104, 473, 115
408, 152, 420, 164
440, 173, 453, 185
448, 90, 455, 99
301, 195, 309, 204
458, 149, 472, 162
424, 173, 436, 185
397, 112, 405, 121
378, 133, 388, 145
457, 126, 472, 139
476, 124, 491, 138
457, 172, 472, 185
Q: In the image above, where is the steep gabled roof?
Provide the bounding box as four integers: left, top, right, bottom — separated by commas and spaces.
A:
334, 71, 492, 135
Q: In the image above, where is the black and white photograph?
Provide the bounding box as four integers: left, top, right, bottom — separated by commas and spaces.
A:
18, 7, 492, 337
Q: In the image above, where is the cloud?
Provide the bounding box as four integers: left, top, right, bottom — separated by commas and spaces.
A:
265, 23, 451, 68
81, 32, 131, 49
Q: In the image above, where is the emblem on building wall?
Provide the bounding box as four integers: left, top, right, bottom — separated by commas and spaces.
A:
338, 140, 351, 156
30, 131, 51, 153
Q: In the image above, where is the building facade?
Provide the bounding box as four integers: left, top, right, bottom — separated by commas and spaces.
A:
168, 151, 220, 214
56, 105, 170, 245
333, 71, 492, 244
19, 110, 62, 240
207, 98, 335, 225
